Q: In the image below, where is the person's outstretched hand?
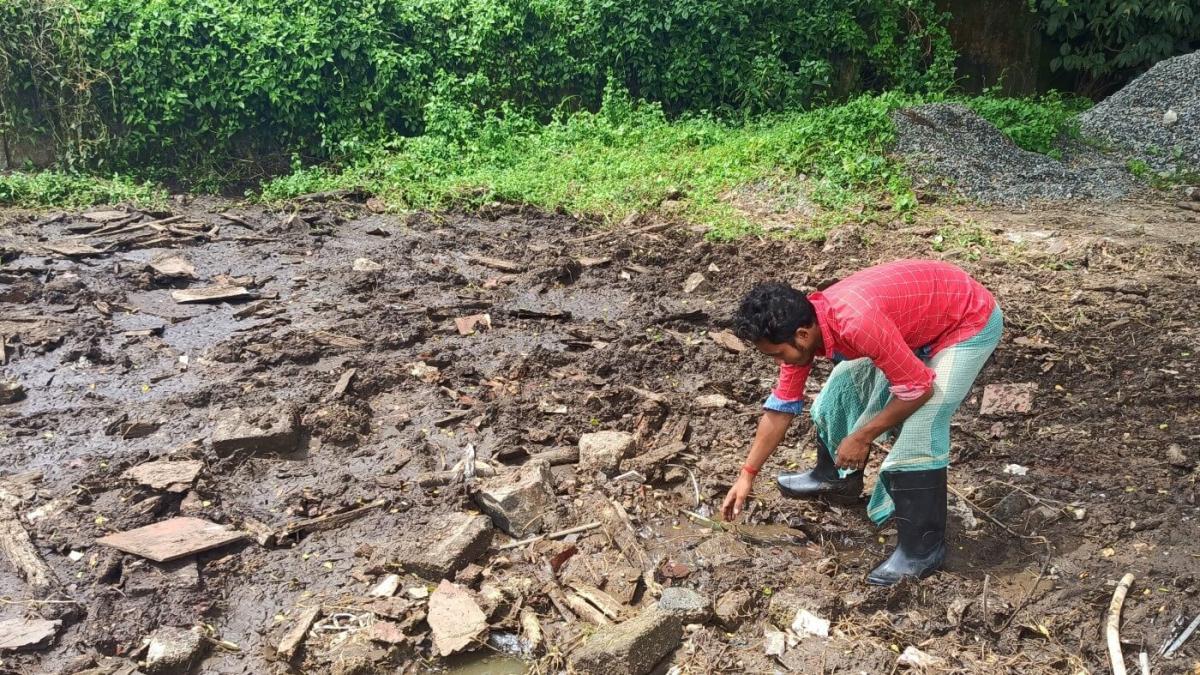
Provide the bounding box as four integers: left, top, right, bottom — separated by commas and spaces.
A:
721, 473, 754, 521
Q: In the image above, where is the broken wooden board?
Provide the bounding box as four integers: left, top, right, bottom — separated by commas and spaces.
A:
96, 517, 247, 562
0, 484, 57, 591
980, 382, 1038, 416
0, 618, 60, 651
428, 580, 488, 656
122, 460, 203, 492
41, 241, 106, 257
82, 210, 130, 223
171, 285, 250, 304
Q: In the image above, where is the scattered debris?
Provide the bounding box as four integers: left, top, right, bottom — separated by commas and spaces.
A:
682, 272, 708, 294
579, 430, 635, 476
695, 393, 729, 409
709, 330, 746, 353
428, 580, 488, 656
980, 383, 1037, 415
897, 645, 943, 669
473, 459, 556, 537
0, 483, 57, 591
714, 589, 754, 630
570, 609, 682, 675
96, 517, 247, 562
329, 368, 357, 400
144, 626, 203, 674
567, 580, 626, 621
0, 618, 59, 651
82, 209, 129, 222
42, 241, 106, 257
454, 313, 492, 336
657, 587, 712, 623
1003, 464, 1029, 477
171, 285, 251, 304
122, 460, 203, 492
465, 254, 525, 273
312, 330, 366, 349
0, 380, 25, 405
275, 605, 321, 662
210, 407, 300, 456
393, 512, 493, 580
1166, 443, 1194, 470
519, 607, 543, 655
791, 608, 830, 638
149, 256, 196, 279
763, 629, 786, 657
276, 500, 385, 541
352, 257, 383, 272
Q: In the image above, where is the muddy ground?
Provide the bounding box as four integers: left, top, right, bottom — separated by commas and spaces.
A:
0, 193, 1198, 674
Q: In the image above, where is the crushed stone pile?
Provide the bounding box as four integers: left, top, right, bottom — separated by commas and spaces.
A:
891, 103, 1138, 205
1080, 50, 1200, 174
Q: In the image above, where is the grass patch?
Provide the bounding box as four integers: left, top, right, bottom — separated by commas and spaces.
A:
0, 171, 166, 209
262, 90, 925, 239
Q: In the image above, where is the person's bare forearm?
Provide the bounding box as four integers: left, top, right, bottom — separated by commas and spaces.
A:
741, 410, 794, 472
851, 389, 933, 442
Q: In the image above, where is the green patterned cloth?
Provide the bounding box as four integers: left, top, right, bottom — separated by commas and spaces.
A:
810, 305, 1003, 524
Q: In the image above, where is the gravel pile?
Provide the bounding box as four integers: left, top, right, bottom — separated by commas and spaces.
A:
1080, 50, 1200, 173
891, 103, 1138, 205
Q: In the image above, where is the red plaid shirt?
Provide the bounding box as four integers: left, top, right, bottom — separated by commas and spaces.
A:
772, 259, 996, 404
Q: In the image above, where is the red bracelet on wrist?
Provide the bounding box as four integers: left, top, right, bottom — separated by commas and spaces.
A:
741, 464, 760, 477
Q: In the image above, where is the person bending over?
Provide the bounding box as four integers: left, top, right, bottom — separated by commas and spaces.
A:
721, 259, 1002, 586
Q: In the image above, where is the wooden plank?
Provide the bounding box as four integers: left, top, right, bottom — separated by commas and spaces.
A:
275, 605, 320, 661
563, 591, 611, 625
465, 254, 525, 273
41, 241, 105, 257
96, 517, 247, 562
0, 485, 56, 591
171, 286, 250, 304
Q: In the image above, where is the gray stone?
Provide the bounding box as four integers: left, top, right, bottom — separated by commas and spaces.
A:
578, 431, 635, 476
211, 406, 299, 456
714, 589, 754, 630
144, 626, 204, 674
656, 587, 712, 624
473, 460, 555, 537
1166, 443, 1194, 470
394, 512, 493, 580
570, 609, 682, 675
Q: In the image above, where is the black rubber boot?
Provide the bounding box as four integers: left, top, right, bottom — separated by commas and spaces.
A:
866, 468, 947, 586
776, 440, 863, 500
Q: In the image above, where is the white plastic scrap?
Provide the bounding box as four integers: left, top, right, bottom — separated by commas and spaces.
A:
791, 608, 830, 638
1003, 463, 1029, 476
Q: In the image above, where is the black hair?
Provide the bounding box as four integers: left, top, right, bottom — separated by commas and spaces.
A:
732, 282, 816, 344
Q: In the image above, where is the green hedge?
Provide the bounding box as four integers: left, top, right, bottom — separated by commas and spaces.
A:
1, 0, 955, 173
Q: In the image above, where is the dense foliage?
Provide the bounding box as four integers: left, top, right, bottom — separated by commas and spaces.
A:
1030, 0, 1200, 92
0, 0, 955, 173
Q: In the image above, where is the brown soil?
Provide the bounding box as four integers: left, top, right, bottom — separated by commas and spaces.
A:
0, 194, 1198, 674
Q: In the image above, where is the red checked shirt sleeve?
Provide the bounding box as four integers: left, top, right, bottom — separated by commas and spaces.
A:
764, 363, 810, 415
840, 308, 935, 400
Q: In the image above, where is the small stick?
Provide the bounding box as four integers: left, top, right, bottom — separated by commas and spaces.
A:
1163, 611, 1200, 658
497, 522, 602, 551
1107, 573, 1136, 675
1138, 651, 1149, 675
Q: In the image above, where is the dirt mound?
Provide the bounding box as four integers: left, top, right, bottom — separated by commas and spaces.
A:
891, 103, 1138, 205
1080, 50, 1200, 173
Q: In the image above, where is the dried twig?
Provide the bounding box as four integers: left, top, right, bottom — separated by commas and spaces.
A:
497, 522, 602, 551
